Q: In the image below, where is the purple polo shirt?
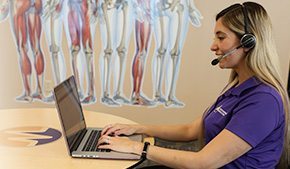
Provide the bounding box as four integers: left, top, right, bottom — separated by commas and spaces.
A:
204, 77, 285, 169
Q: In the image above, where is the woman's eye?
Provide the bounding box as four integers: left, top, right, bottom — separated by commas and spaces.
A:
217, 36, 225, 40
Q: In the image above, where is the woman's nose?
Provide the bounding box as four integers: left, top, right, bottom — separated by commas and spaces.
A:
210, 42, 218, 52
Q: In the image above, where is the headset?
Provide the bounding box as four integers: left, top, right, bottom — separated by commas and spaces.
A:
240, 4, 256, 49
211, 4, 256, 66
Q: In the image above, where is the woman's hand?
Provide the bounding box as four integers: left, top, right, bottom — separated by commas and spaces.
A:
101, 123, 142, 136
97, 135, 143, 155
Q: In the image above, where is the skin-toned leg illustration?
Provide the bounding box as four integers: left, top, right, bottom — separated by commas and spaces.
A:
130, 0, 154, 106
65, 0, 97, 104
152, 0, 202, 107
99, 0, 133, 106
4, 0, 49, 102
42, 0, 66, 85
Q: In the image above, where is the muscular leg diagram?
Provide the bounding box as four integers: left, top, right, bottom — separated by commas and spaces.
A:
99, 0, 133, 106
131, 0, 154, 106
152, 0, 202, 107
43, 0, 66, 85
5, 0, 49, 102
9, 0, 32, 102
28, 0, 47, 101
1, 0, 202, 108
64, 0, 97, 104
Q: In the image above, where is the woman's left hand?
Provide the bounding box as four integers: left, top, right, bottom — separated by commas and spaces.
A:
97, 135, 143, 155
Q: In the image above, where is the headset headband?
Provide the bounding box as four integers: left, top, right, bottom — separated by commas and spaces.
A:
241, 4, 250, 34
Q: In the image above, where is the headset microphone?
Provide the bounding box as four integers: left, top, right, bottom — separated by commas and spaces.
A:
211, 44, 243, 66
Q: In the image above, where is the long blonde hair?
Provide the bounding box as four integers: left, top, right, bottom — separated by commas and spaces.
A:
208, 2, 289, 167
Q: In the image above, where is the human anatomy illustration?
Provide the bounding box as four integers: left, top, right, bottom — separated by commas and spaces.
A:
64, 0, 98, 104
130, 0, 154, 106
99, 0, 133, 106
0, 0, 51, 102
0, 0, 202, 108
152, 0, 202, 107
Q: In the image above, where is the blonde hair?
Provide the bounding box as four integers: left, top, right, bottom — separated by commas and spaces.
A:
214, 2, 289, 167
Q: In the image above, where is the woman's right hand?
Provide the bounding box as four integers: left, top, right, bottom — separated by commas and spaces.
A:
101, 123, 142, 136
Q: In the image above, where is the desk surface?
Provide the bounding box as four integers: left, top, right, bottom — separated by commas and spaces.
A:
0, 108, 148, 169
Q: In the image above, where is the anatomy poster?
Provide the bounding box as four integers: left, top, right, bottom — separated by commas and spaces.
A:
0, 0, 202, 108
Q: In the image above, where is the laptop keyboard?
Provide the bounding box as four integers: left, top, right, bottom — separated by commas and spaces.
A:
82, 130, 111, 152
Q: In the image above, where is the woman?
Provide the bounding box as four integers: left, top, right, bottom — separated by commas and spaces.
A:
97, 2, 289, 168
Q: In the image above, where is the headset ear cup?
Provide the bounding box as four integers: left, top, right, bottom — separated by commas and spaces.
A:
240, 34, 256, 49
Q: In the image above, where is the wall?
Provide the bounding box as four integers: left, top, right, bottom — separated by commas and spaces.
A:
0, 0, 289, 125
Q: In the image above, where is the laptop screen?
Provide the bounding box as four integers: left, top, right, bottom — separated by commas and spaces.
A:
54, 76, 86, 151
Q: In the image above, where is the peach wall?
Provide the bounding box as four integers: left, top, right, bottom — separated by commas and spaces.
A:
0, 0, 289, 125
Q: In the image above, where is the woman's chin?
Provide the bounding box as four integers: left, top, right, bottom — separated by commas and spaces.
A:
218, 63, 225, 69
219, 64, 232, 69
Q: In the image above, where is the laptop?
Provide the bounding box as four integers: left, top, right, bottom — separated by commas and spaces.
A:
54, 76, 143, 159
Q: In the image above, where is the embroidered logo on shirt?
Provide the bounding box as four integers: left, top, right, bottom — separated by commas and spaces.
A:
214, 106, 228, 116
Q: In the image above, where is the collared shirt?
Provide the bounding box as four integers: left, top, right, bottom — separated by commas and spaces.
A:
204, 76, 285, 169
